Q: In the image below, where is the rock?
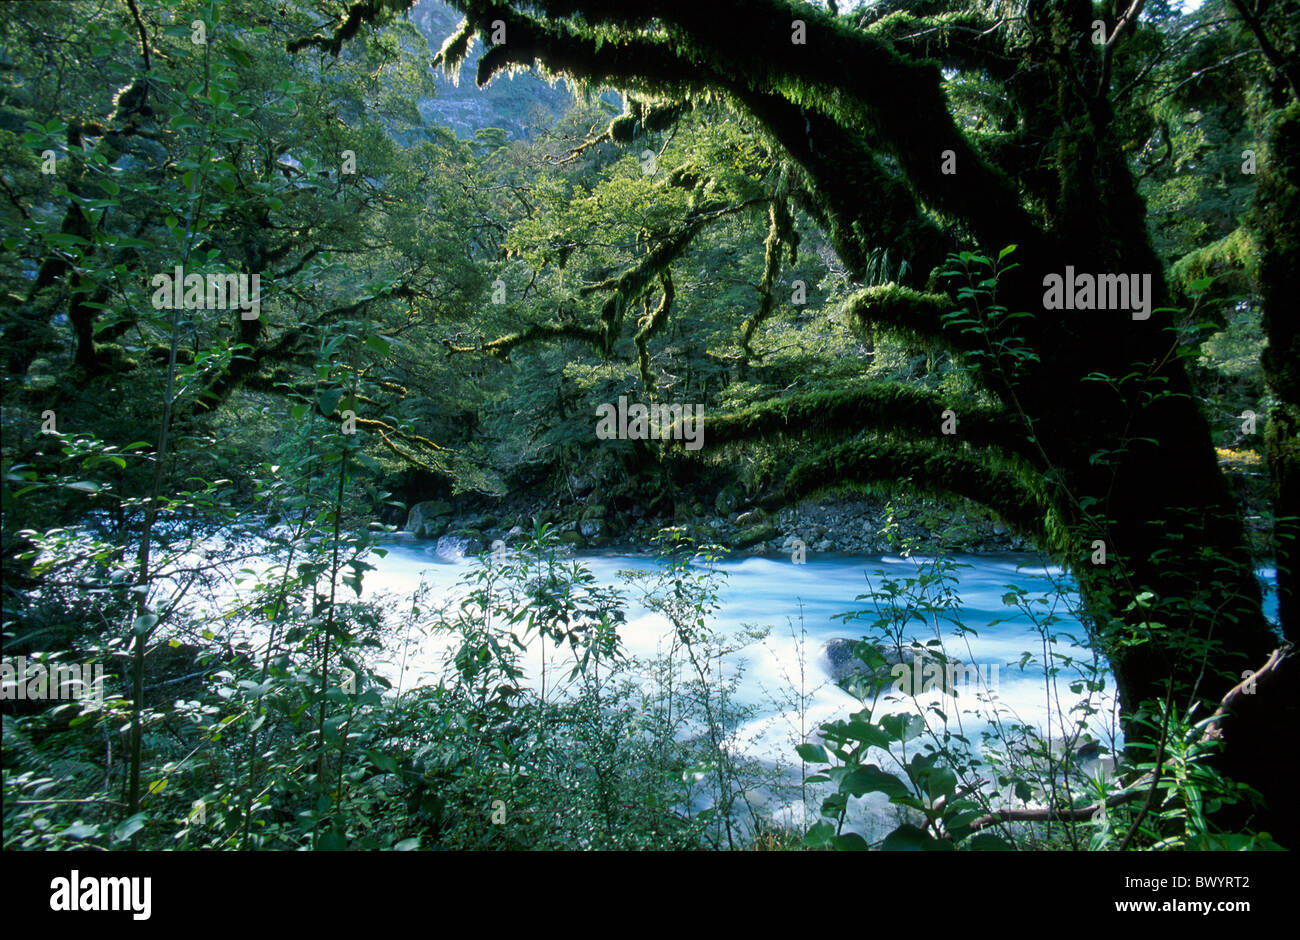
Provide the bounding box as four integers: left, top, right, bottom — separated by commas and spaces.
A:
736, 509, 763, 527
734, 522, 777, 548
821, 639, 953, 693
581, 504, 607, 520
814, 539, 834, 553
507, 525, 525, 541
556, 531, 586, 547
714, 488, 740, 515
570, 475, 595, 496
580, 519, 603, 538
419, 518, 450, 540
406, 500, 453, 537
821, 638, 901, 688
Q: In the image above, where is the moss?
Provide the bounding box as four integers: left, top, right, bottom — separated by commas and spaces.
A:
733, 523, 777, 548
841, 284, 954, 348
698, 382, 1029, 461
432, 17, 475, 81
634, 272, 673, 385
779, 438, 1049, 544
1168, 226, 1257, 301
740, 193, 796, 356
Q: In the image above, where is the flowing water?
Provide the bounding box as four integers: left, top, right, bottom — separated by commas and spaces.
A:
157, 528, 1281, 832
366, 539, 1119, 761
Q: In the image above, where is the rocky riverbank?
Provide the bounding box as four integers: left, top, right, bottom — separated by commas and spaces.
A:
401, 490, 1033, 558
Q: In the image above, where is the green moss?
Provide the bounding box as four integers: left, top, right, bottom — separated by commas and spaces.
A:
780, 438, 1049, 544
1169, 226, 1257, 299
733, 523, 777, 548
841, 284, 954, 347
699, 382, 1028, 461
740, 192, 796, 356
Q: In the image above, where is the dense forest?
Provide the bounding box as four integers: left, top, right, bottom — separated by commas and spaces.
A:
1, 0, 1296, 854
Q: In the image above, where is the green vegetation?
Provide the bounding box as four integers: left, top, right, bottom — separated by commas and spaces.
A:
1, 0, 1296, 851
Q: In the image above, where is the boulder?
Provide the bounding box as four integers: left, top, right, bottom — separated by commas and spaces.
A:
406, 500, 452, 538
450, 528, 485, 555
821, 639, 957, 693
714, 488, 740, 515
821, 639, 903, 689
734, 522, 777, 548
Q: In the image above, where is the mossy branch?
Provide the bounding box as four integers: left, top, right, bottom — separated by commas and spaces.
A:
699, 383, 1031, 461
444, 320, 605, 359
776, 438, 1048, 541
841, 283, 955, 347
635, 271, 674, 387
287, 0, 415, 56
740, 195, 796, 357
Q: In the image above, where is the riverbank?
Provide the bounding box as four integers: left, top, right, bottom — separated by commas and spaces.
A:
402, 492, 1035, 558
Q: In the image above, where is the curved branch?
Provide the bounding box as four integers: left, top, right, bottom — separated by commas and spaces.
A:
841, 283, 956, 348
635, 270, 674, 386
774, 438, 1048, 541
740, 195, 795, 357
701, 383, 1032, 462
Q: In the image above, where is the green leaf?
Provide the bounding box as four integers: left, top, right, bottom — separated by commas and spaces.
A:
881, 824, 948, 851
112, 813, 148, 842
968, 833, 1013, 851
804, 820, 834, 847
63, 821, 99, 840
317, 829, 347, 851
839, 719, 892, 749
830, 832, 869, 850
132, 613, 159, 636
319, 388, 343, 416
796, 743, 828, 764
842, 765, 912, 801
